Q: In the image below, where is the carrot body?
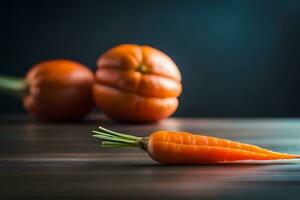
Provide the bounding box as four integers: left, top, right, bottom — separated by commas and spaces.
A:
147, 131, 296, 164
92, 127, 299, 165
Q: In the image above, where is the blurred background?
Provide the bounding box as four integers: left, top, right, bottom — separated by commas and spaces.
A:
0, 0, 299, 117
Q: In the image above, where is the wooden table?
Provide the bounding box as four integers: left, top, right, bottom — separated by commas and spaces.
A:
1, 116, 300, 199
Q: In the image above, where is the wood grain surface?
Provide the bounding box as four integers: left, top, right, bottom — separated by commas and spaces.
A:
1, 115, 300, 199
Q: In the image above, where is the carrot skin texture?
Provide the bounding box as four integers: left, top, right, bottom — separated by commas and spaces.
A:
147, 131, 297, 164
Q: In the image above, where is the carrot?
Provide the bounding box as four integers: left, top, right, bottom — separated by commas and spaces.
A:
92, 127, 300, 164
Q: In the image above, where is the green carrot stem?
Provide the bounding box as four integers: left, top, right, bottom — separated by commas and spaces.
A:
97, 126, 141, 141
92, 131, 115, 138
102, 141, 125, 145
100, 141, 140, 148
92, 127, 143, 148
0, 75, 28, 97
93, 134, 136, 144
100, 143, 137, 148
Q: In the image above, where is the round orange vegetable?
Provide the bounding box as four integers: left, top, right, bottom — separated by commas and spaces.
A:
0, 59, 94, 122
93, 44, 182, 122
93, 127, 300, 164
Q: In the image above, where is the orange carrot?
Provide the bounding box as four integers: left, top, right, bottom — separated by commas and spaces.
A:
92, 127, 299, 164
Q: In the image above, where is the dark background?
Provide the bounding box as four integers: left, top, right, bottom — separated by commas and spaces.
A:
0, 0, 299, 117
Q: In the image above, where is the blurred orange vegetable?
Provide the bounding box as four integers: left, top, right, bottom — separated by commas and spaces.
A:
93, 44, 182, 122
0, 59, 94, 122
